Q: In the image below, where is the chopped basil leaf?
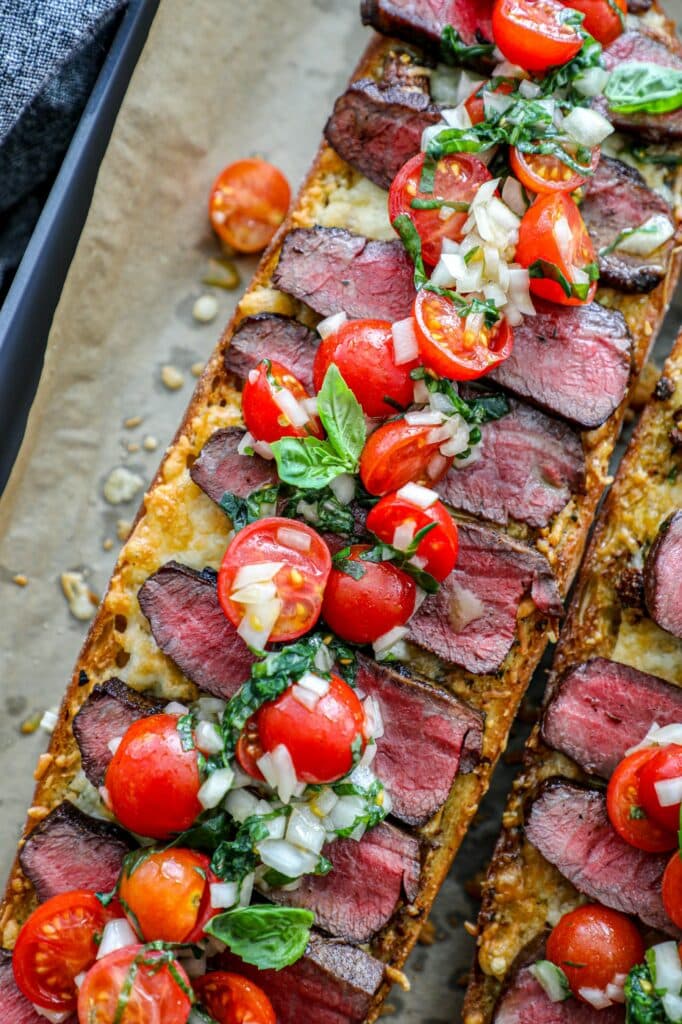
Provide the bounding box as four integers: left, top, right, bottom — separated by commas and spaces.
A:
629, 804, 646, 820
440, 25, 495, 66
330, 776, 389, 837
192, 1009, 221, 1024
528, 258, 596, 299
631, 143, 682, 166
281, 485, 356, 536
211, 815, 271, 883
625, 962, 667, 1023
539, 34, 603, 101
419, 155, 437, 193
177, 712, 196, 752
392, 213, 429, 289
205, 905, 314, 971
410, 197, 470, 212
219, 486, 280, 530
605, 61, 682, 115
332, 547, 367, 580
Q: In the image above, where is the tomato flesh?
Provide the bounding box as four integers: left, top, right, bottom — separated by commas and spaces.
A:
510, 145, 600, 195
13, 891, 112, 1011
313, 319, 417, 418
388, 153, 492, 267
559, 0, 626, 45
322, 544, 416, 644
209, 158, 290, 253
194, 971, 276, 1024
78, 945, 192, 1024
105, 714, 202, 840
516, 192, 597, 306
218, 518, 332, 643
492, 0, 583, 73
638, 744, 682, 835
118, 848, 218, 944
607, 747, 678, 853
366, 493, 459, 582
360, 419, 453, 496
414, 289, 513, 381
546, 904, 644, 1003
242, 359, 322, 443
663, 852, 682, 930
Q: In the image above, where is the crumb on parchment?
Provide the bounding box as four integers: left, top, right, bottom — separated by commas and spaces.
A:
60, 571, 98, 621
103, 467, 144, 505
161, 365, 185, 390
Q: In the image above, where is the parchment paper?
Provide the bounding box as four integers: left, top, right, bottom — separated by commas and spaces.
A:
0, 2, 681, 1020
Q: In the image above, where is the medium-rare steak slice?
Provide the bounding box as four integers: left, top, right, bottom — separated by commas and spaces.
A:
19, 802, 132, 903
73, 678, 167, 786
581, 158, 674, 293
525, 779, 676, 935
493, 962, 624, 1022
268, 821, 420, 942
324, 77, 441, 190
189, 427, 278, 506
361, 0, 494, 51
273, 227, 416, 321
408, 522, 562, 675
0, 949, 67, 1024
542, 658, 682, 778
598, 32, 682, 141
138, 562, 256, 698
644, 510, 682, 638
218, 935, 384, 1024
489, 300, 631, 430
225, 314, 318, 392
356, 654, 483, 825
437, 399, 584, 528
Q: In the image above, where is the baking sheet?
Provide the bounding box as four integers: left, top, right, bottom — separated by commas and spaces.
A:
0, 1, 681, 1020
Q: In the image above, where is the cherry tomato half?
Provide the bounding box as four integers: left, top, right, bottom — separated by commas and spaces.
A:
510, 144, 600, 195
313, 319, 416, 418
492, 0, 583, 73
639, 744, 682, 835
464, 80, 515, 126
360, 420, 454, 496
105, 714, 202, 840
322, 544, 416, 645
546, 904, 644, 1004
663, 852, 682, 930
388, 153, 492, 267
194, 971, 276, 1024
414, 289, 514, 380
366, 492, 459, 582
118, 848, 218, 944
242, 359, 322, 444
559, 0, 626, 45
78, 945, 192, 1024
13, 891, 113, 1012
607, 748, 678, 853
515, 192, 597, 306
218, 518, 332, 643
237, 674, 367, 784
209, 158, 290, 253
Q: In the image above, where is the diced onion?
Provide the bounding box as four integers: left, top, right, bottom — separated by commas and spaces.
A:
578, 987, 612, 1010
165, 701, 189, 716
605, 978, 626, 1004
239, 871, 255, 908
225, 788, 260, 822
501, 177, 527, 217
248, 369, 259, 385
317, 311, 347, 339
286, 806, 327, 854
652, 941, 682, 997
313, 643, 334, 673
297, 672, 331, 696
493, 59, 525, 78
405, 409, 444, 427
272, 386, 310, 428
429, 390, 455, 415
421, 123, 446, 151
574, 66, 610, 98
258, 744, 298, 804
628, 722, 682, 754
563, 106, 614, 147
441, 103, 473, 130
440, 419, 471, 457
449, 583, 485, 631
107, 736, 122, 756
329, 472, 355, 505
396, 482, 439, 509
237, 431, 255, 455
210, 882, 239, 909
236, 597, 282, 649
40, 709, 59, 734
413, 379, 430, 404
427, 424, 455, 446
373, 625, 410, 656
257, 839, 319, 878
310, 787, 338, 817
427, 453, 449, 480
519, 79, 541, 98
32, 1008, 73, 1023
198, 767, 234, 810
554, 215, 573, 263
230, 581, 278, 605
663, 992, 682, 1022
363, 696, 385, 741
196, 696, 227, 720
233, 562, 284, 589
97, 918, 138, 960
392, 317, 419, 365
484, 90, 514, 118
252, 439, 274, 460
329, 795, 366, 832
392, 520, 417, 550
301, 397, 318, 417
615, 214, 675, 257
195, 721, 224, 755
292, 684, 322, 711
655, 776, 682, 807
276, 526, 312, 552
529, 961, 570, 1003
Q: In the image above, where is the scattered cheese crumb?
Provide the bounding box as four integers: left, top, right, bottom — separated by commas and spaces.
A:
123, 416, 143, 429
127, 442, 140, 453
116, 518, 133, 542
12, 574, 28, 587
102, 538, 114, 551
142, 435, 158, 452
60, 571, 98, 621
191, 361, 204, 377
40, 707, 59, 733
192, 294, 219, 323
103, 466, 144, 505
161, 364, 185, 390
20, 714, 41, 735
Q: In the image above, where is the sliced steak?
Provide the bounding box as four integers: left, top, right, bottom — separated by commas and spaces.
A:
0, 949, 69, 1024
581, 157, 674, 293
269, 821, 420, 942
356, 655, 483, 825
273, 227, 416, 321
542, 658, 682, 778
494, 962, 624, 1022
138, 562, 255, 698
408, 522, 562, 675
437, 399, 584, 528
525, 779, 676, 935
19, 801, 132, 902
598, 32, 682, 141
225, 314, 318, 392
190, 427, 278, 507
361, 0, 494, 50
644, 510, 682, 638
324, 78, 441, 190
490, 300, 631, 429
73, 678, 167, 786
218, 935, 384, 1024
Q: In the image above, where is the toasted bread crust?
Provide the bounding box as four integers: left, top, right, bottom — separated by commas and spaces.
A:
2, 26, 682, 1024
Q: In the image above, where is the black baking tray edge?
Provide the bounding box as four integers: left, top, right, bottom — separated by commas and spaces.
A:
0, 0, 161, 496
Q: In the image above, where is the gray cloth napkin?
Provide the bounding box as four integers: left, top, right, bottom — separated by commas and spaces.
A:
0, 0, 129, 293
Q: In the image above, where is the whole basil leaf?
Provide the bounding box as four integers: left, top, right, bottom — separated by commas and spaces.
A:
205, 905, 314, 971
317, 364, 366, 465
605, 61, 682, 115
270, 435, 349, 489
440, 24, 494, 66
